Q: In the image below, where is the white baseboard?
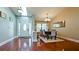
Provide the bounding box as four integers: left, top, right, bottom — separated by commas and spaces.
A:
0, 36, 18, 46
57, 36, 79, 43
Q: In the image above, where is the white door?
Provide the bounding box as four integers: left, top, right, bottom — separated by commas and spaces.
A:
17, 17, 29, 37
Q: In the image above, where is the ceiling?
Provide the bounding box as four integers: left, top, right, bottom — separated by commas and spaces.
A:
10, 7, 21, 16
10, 7, 65, 21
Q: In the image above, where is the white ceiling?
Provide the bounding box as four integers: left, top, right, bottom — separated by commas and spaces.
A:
10, 7, 65, 21
10, 7, 21, 16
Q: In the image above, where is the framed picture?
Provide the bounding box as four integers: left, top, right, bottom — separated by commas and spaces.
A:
0, 11, 7, 18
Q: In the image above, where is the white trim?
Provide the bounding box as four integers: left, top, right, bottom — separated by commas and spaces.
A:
0, 36, 18, 46
58, 36, 79, 43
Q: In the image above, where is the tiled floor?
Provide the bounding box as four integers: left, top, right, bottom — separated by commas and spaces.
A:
0, 37, 79, 51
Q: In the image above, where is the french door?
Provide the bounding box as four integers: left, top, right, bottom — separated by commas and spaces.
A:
17, 17, 28, 37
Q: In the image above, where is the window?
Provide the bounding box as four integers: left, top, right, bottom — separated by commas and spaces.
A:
42, 24, 47, 30
23, 24, 26, 31
36, 23, 47, 32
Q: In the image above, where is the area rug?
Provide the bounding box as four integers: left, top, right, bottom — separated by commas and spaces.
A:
40, 37, 64, 43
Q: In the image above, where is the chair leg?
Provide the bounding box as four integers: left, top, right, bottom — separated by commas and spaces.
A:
51, 36, 52, 39
50, 36, 56, 40
54, 36, 56, 40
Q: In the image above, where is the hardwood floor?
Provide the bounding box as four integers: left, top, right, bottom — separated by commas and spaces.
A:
0, 37, 79, 51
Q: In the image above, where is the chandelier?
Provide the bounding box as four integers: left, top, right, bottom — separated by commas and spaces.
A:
45, 13, 51, 22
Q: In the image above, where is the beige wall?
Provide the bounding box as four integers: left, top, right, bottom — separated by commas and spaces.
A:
52, 8, 79, 39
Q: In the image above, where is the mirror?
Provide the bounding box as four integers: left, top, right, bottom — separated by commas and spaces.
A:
53, 20, 65, 28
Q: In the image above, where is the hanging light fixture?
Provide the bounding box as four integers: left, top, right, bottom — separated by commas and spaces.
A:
18, 7, 27, 16
18, 7, 23, 13
45, 13, 51, 22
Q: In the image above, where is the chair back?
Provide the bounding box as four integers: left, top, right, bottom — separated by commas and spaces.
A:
51, 30, 57, 36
